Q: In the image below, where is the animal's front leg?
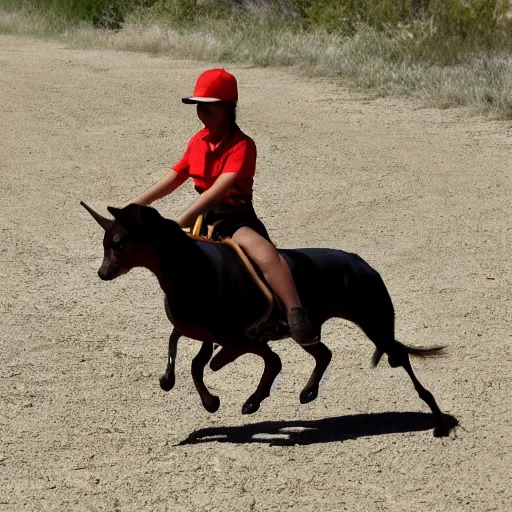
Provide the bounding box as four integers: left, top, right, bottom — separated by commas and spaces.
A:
210, 345, 238, 371
210, 343, 282, 415
159, 328, 181, 391
191, 342, 220, 413
242, 344, 282, 414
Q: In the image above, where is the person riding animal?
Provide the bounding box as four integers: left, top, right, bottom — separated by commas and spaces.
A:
127, 68, 319, 347
83, 69, 454, 436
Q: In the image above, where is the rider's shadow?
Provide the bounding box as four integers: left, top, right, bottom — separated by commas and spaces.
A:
178, 411, 459, 446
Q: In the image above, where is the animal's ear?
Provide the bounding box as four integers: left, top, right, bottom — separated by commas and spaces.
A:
107, 204, 162, 236
107, 204, 143, 234
106, 205, 122, 218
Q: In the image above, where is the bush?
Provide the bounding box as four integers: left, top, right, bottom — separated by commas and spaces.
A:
18, 0, 154, 29
149, 0, 197, 24
429, 0, 510, 41
294, 1, 413, 32
11, 0, 512, 38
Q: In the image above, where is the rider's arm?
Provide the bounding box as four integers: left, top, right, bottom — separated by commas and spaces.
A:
177, 172, 237, 228
127, 137, 193, 206
128, 168, 188, 206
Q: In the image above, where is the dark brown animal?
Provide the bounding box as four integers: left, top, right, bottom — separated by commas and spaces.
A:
81, 202, 455, 437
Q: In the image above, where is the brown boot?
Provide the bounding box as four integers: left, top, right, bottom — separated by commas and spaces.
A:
287, 307, 319, 346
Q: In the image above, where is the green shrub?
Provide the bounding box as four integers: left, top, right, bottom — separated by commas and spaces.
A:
416, 0, 512, 64
148, 0, 197, 24
294, 0, 413, 32
429, 0, 510, 41
13, 0, 154, 29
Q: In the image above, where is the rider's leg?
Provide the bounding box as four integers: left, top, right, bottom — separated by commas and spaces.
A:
232, 226, 319, 346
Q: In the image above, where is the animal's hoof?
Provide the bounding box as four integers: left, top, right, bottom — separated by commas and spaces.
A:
242, 400, 260, 415
202, 395, 220, 413
159, 373, 175, 392
299, 386, 318, 404
433, 423, 450, 438
433, 414, 458, 437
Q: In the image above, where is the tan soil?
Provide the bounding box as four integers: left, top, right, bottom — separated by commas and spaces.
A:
1, 35, 511, 512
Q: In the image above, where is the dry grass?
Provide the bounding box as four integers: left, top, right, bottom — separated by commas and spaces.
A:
1, 6, 511, 117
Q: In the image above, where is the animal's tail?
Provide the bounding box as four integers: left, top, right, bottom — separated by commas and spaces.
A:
371, 341, 445, 368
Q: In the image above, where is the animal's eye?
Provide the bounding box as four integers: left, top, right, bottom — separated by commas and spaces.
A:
111, 237, 125, 253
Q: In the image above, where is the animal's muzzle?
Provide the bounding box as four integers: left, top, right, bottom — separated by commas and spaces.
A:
98, 262, 120, 281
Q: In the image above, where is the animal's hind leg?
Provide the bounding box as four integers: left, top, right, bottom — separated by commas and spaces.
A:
386, 343, 449, 437
359, 314, 449, 437
159, 328, 181, 392
191, 342, 220, 413
210, 343, 282, 415
298, 341, 332, 404
401, 356, 448, 437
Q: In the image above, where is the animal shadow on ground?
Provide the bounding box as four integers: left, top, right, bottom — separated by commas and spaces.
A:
178, 412, 459, 446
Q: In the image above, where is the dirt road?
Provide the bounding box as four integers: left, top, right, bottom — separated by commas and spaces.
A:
1, 35, 511, 511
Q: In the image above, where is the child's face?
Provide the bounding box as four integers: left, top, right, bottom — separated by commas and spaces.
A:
196, 102, 230, 130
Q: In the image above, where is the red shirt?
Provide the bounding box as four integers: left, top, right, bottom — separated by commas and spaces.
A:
172, 126, 256, 206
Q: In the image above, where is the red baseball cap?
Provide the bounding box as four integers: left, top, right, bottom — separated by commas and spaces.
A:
182, 68, 238, 104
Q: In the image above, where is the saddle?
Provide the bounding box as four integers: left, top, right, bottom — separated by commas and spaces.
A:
187, 214, 287, 341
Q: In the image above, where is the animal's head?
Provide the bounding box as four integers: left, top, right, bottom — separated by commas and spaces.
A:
81, 201, 169, 281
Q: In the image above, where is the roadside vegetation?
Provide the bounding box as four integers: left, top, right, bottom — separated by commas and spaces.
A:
1, 1, 511, 117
